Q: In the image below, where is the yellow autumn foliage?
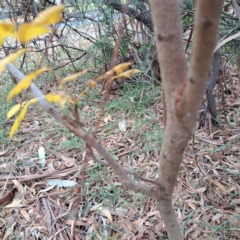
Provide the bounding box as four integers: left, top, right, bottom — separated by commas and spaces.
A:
7, 101, 27, 119
76, 89, 88, 101
8, 92, 76, 138
0, 5, 64, 45
104, 62, 134, 78
9, 98, 37, 139
45, 93, 76, 108
18, 5, 64, 43
0, 49, 26, 74
114, 69, 141, 79
7, 67, 49, 103
18, 23, 49, 44
113, 62, 133, 75
33, 5, 64, 25
63, 70, 88, 83
0, 21, 16, 45
45, 93, 63, 103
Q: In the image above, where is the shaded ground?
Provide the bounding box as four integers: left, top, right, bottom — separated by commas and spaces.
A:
0, 61, 240, 239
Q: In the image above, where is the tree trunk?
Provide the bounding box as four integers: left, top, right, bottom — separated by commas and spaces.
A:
5, 1, 223, 239
149, 0, 222, 239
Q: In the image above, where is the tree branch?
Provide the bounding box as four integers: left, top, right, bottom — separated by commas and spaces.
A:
89, 150, 159, 186
149, 2, 188, 238
6, 63, 159, 199
104, 0, 153, 32
184, 0, 222, 127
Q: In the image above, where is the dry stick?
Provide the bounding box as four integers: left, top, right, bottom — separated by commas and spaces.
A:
194, 154, 206, 176
116, 148, 138, 157
93, 2, 130, 139
37, 26, 57, 69
42, 198, 52, 232
89, 150, 158, 186
6, 63, 159, 199
0, 166, 80, 186
52, 53, 86, 71
149, 0, 222, 239
185, 27, 193, 53
93, 37, 120, 135
54, 32, 77, 72
83, 5, 128, 186
23, 0, 35, 22
85, 3, 130, 201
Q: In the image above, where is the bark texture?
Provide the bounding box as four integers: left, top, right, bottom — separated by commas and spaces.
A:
206, 50, 221, 123
149, 0, 222, 239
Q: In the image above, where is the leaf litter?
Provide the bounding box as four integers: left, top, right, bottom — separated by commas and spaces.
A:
1, 63, 240, 239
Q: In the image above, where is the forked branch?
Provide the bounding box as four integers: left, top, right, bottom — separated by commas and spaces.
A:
149, 0, 222, 239
6, 0, 222, 238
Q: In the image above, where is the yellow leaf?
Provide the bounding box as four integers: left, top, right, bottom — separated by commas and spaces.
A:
45, 93, 62, 103
45, 93, 76, 107
0, 49, 26, 74
0, 21, 17, 45
63, 70, 88, 82
33, 5, 64, 25
18, 23, 49, 44
105, 69, 114, 77
7, 101, 27, 119
116, 69, 141, 79
113, 62, 133, 75
88, 79, 97, 88
9, 99, 37, 139
7, 67, 49, 103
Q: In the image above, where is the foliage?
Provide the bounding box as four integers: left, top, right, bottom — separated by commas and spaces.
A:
0, 6, 140, 138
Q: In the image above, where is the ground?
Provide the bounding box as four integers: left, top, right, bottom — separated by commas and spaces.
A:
0, 62, 240, 239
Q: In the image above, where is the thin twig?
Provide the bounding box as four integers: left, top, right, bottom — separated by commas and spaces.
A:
194, 154, 206, 176
6, 63, 159, 198
89, 150, 159, 186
